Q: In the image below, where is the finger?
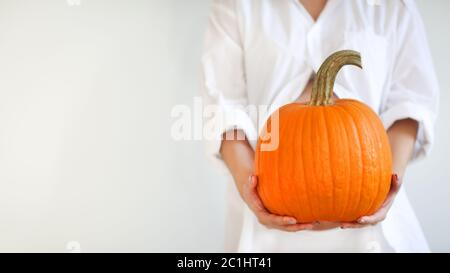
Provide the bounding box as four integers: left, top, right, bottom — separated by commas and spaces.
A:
263, 222, 314, 232
244, 175, 267, 212
381, 174, 401, 206
389, 174, 402, 194
258, 212, 297, 226
381, 192, 396, 209
357, 207, 388, 225
310, 221, 341, 231
340, 222, 366, 229
282, 223, 315, 232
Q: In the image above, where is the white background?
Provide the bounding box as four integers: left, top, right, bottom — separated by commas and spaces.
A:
0, 0, 448, 252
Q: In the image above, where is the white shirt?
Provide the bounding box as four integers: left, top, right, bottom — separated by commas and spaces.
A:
201, 0, 439, 252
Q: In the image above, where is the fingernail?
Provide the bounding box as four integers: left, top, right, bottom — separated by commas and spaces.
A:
358, 218, 366, 224
392, 174, 398, 182
287, 218, 297, 225
248, 175, 253, 183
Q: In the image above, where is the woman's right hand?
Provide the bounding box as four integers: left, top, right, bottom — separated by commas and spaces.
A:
220, 129, 315, 232
243, 175, 315, 232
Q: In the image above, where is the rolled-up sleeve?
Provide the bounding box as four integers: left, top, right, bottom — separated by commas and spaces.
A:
200, 0, 257, 172
380, 1, 440, 161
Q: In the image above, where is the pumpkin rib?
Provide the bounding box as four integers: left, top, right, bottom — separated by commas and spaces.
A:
334, 104, 359, 221
340, 101, 383, 219
311, 107, 322, 219
302, 108, 318, 221
276, 108, 293, 216
336, 103, 365, 220
332, 105, 352, 220
324, 106, 345, 219
320, 106, 335, 219
348, 102, 385, 216
281, 107, 301, 218
311, 107, 326, 220
297, 107, 314, 221
292, 109, 310, 221
358, 102, 389, 215
359, 104, 392, 214
349, 103, 379, 215
310, 108, 326, 220
344, 103, 372, 220
341, 102, 370, 216
286, 109, 298, 217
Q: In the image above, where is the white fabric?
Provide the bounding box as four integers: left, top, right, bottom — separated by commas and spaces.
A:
201, 0, 439, 253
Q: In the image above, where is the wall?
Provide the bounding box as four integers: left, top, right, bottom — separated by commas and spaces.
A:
0, 0, 447, 252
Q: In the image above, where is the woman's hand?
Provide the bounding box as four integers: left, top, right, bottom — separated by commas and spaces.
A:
244, 175, 315, 232
340, 174, 401, 229
221, 130, 313, 232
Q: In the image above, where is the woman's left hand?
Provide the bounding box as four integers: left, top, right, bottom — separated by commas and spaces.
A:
339, 174, 401, 229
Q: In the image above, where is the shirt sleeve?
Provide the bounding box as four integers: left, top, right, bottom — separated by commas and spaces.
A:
380, 0, 440, 162
200, 0, 257, 173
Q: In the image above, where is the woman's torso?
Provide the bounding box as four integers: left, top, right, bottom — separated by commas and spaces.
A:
235, 0, 403, 129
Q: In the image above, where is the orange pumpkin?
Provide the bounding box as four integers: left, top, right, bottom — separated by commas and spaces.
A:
255, 50, 392, 223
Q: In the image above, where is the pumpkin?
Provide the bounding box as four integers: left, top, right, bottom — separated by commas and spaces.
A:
255, 50, 392, 223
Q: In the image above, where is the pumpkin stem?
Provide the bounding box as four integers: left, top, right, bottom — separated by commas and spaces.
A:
310, 50, 362, 106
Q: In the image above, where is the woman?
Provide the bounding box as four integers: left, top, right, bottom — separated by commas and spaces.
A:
201, 0, 439, 252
